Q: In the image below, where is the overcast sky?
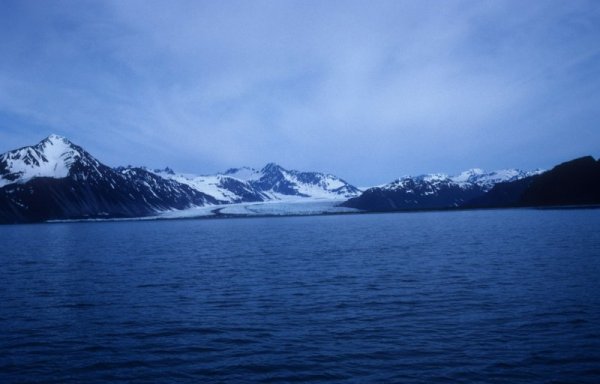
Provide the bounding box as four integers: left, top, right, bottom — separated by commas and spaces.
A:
0, 0, 599, 185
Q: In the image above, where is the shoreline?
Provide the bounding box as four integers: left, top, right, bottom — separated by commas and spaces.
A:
22, 202, 600, 225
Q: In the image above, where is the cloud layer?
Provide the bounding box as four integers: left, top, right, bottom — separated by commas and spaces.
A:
1, 0, 599, 184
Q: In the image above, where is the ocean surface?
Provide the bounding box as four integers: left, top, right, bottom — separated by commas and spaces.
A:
1, 209, 599, 383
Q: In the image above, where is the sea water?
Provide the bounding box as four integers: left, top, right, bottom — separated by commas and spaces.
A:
1, 209, 599, 383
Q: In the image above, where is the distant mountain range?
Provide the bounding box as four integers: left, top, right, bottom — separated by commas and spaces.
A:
344, 156, 600, 211
0, 135, 598, 223
342, 169, 543, 211
0, 135, 218, 223
0, 135, 359, 223
153, 162, 360, 204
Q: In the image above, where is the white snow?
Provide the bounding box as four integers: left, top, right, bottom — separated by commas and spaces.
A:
451, 168, 485, 184
157, 199, 358, 219
155, 172, 247, 202
421, 173, 450, 183
273, 171, 352, 199
1, 135, 547, 219
0, 134, 81, 187
223, 167, 262, 181
450, 168, 545, 190
378, 167, 545, 193
152, 163, 360, 203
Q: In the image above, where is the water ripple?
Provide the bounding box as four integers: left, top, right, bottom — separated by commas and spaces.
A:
1, 209, 599, 383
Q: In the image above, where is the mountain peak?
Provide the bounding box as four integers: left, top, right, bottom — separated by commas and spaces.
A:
224, 167, 241, 174
224, 166, 255, 175
418, 173, 450, 182
42, 134, 73, 146
154, 166, 175, 175
221, 166, 261, 181
262, 162, 284, 173
36, 134, 81, 160
0, 134, 92, 188
463, 168, 485, 176
46, 133, 68, 140
452, 168, 486, 184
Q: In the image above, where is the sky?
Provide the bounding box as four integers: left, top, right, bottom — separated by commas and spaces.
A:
0, 0, 599, 186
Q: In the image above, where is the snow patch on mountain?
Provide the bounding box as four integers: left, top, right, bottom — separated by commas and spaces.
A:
152, 169, 266, 204
153, 163, 361, 202
223, 167, 262, 181
0, 134, 82, 187
249, 163, 361, 199
380, 168, 544, 194
451, 168, 544, 191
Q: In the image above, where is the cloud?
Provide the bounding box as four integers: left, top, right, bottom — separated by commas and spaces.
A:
0, 0, 599, 184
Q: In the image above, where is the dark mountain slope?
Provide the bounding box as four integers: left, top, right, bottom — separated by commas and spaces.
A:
342, 176, 485, 211
464, 177, 538, 208
520, 156, 600, 206
0, 136, 217, 223
466, 156, 600, 208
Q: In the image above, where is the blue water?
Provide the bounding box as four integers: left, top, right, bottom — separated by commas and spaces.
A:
1, 209, 599, 383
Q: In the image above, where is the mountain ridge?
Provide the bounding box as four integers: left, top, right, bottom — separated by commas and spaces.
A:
1, 134, 595, 223
342, 168, 542, 211
466, 156, 600, 209
153, 161, 361, 202
0, 135, 361, 222
0, 135, 217, 223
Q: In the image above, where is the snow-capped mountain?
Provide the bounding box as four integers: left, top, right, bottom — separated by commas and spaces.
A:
4, 134, 578, 222
154, 162, 361, 202
451, 168, 544, 191
0, 135, 362, 222
467, 156, 600, 208
0, 135, 216, 223
241, 163, 360, 199
342, 168, 544, 211
0, 134, 97, 187
152, 169, 268, 204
